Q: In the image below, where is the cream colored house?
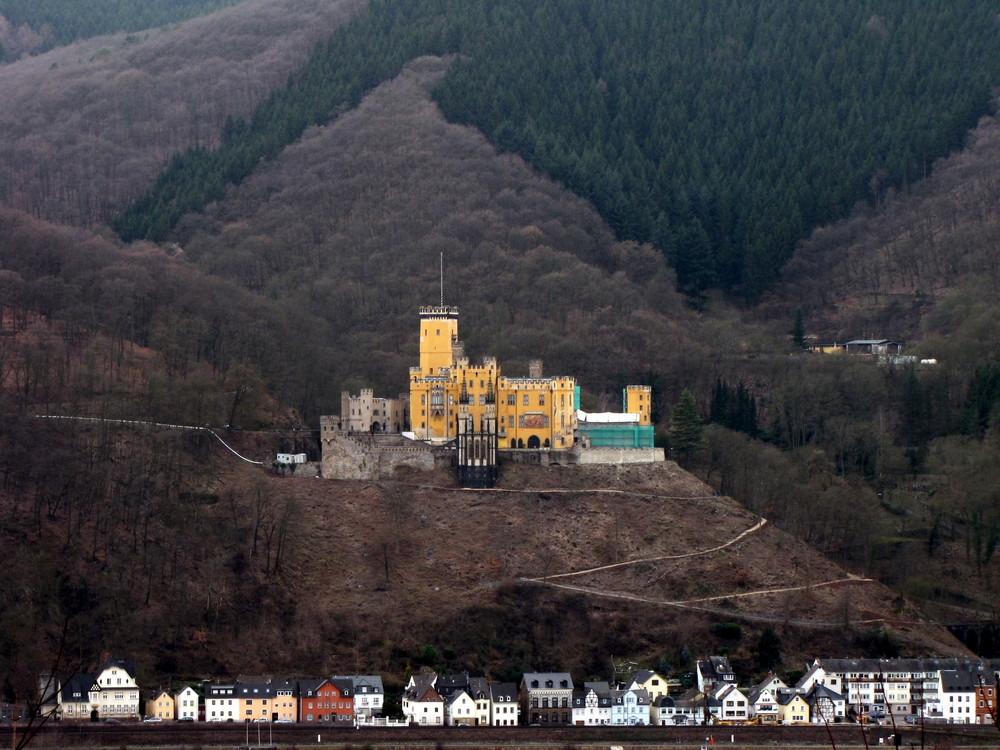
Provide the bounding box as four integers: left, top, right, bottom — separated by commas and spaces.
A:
90, 658, 141, 719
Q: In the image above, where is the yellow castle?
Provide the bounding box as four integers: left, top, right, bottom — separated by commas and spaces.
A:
408, 305, 577, 449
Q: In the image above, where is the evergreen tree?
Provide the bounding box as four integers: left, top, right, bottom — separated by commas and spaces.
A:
670, 389, 703, 458
792, 307, 806, 350
757, 626, 782, 671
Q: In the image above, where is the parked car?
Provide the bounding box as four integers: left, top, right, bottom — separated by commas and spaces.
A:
177, 716, 194, 722
904, 715, 918, 725
142, 717, 162, 723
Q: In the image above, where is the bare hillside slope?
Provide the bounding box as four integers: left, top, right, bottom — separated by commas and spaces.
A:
0, 0, 366, 226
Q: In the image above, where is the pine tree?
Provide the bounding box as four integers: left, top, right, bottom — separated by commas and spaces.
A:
792, 307, 807, 349
670, 389, 703, 457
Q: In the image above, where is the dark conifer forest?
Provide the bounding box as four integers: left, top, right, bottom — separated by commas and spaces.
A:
114, 0, 1000, 300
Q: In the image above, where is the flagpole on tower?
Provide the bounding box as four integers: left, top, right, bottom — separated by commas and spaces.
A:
440, 252, 444, 306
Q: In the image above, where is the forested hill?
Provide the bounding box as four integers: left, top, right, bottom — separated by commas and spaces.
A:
113, 0, 1000, 301
0, 0, 245, 59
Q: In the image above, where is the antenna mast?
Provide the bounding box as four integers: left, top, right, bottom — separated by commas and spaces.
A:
440, 252, 444, 306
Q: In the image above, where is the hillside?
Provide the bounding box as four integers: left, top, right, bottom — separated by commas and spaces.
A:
4, 0, 1000, 696
0, 0, 366, 226
0, 416, 968, 697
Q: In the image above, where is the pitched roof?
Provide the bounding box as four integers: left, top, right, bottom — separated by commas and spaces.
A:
351, 675, 384, 694
468, 677, 490, 700
60, 673, 95, 702
490, 683, 517, 702
522, 673, 573, 691
95, 657, 136, 680
941, 670, 976, 692
807, 684, 845, 704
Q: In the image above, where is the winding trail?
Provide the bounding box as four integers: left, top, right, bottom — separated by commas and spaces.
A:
32, 414, 265, 465
526, 518, 769, 581
518, 576, 887, 627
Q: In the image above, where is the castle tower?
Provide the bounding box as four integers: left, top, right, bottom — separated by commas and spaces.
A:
418, 305, 459, 377
624, 385, 653, 426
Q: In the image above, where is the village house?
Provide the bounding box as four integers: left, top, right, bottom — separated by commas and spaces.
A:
806, 683, 847, 724
149, 689, 174, 720
937, 671, 977, 724
610, 686, 651, 725
521, 672, 574, 725
205, 683, 237, 722
697, 656, 736, 695
714, 682, 751, 722
174, 685, 199, 721
572, 682, 613, 726
401, 673, 444, 726
299, 678, 353, 724
627, 669, 672, 700
349, 675, 384, 718
236, 680, 275, 722
776, 689, 810, 724
747, 675, 784, 724
489, 683, 519, 726
975, 678, 996, 724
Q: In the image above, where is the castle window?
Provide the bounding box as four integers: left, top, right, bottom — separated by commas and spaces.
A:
507, 394, 515, 405
509, 416, 514, 427
539, 394, 545, 405
479, 394, 485, 405
523, 394, 529, 406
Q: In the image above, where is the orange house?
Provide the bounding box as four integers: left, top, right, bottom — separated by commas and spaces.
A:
976, 681, 997, 724
299, 679, 354, 724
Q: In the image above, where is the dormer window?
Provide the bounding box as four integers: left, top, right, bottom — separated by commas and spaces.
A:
545, 680, 553, 688
531, 681, 538, 688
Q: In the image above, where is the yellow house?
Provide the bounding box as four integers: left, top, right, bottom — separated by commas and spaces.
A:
628, 670, 673, 700
409, 306, 577, 449
149, 690, 175, 720
777, 692, 810, 724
